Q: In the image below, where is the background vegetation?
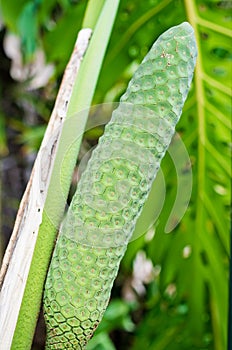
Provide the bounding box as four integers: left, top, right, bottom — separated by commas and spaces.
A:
0, 0, 231, 349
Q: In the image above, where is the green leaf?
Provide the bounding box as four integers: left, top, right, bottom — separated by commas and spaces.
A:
0, 0, 28, 31
17, 1, 40, 59
123, 1, 231, 349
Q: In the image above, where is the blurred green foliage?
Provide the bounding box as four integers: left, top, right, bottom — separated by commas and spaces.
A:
0, 0, 231, 349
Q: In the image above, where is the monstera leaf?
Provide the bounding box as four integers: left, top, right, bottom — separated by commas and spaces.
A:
99, 2, 230, 350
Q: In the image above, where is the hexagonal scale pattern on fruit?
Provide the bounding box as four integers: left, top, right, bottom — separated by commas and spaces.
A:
43, 22, 197, 349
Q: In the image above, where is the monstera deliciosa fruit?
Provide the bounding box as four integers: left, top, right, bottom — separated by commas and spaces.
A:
43, 22, 197, 349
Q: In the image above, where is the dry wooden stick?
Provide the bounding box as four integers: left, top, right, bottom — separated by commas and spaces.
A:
0, 28, 92, 346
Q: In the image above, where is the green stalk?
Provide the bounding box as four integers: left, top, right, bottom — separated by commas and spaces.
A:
82, 0, 105, 28
10, 1, 120, 349
184, 0, 206, 344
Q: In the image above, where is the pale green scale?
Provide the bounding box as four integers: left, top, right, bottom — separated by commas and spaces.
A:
43, 22, 197, 349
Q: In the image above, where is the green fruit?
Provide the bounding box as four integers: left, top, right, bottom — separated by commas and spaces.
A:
43, 22, 197, 349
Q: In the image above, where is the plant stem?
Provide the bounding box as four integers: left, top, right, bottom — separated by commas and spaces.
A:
184, 0, 206, 343
82, 0, 105, 28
